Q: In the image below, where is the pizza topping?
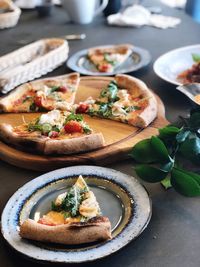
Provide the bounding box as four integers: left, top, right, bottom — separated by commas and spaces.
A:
64, 120, 83, 133
45, 176, 100, 225
76, 103, 89, 114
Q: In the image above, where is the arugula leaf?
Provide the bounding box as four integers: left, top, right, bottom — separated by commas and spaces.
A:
50, 86, 60, 93
65, 113, 83, 123
192, 53, 200, 63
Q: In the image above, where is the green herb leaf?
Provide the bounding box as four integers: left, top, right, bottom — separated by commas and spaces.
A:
50, 86, 60, 93
130, 139, 159, 163
29, 102, 36, 111
151, 136, 171, 163
104, 53, 117, 66
23, 96, 33, 103
135, 165, 168, 183
160, 161, 174, 172
83, 125, 92, 134
66, 113, 83, 123
192, 53, 200, 63
188, 112, 200, 130
171, 168, 200, 197
42, 123, 52, 134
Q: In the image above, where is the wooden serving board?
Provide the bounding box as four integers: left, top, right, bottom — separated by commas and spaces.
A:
0, 76, 169, 171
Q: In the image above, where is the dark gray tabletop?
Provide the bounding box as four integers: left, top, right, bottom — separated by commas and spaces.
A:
0, 1, 200, 267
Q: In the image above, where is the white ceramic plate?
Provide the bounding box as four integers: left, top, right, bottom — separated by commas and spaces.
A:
67, 45, 151, 76
1, 166, 151, 264
153, 44, 200, 85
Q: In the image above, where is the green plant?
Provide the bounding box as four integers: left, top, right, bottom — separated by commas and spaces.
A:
130, 109, 200, 197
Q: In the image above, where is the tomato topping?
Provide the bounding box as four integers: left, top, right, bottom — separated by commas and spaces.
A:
64, 120, 83, 133
34, 96, 43, 107
49, 131, 59, 138
76, 103, 89, 114
37, 218, 56, 226
98, 63, 112, 72
58, 86, 68, 93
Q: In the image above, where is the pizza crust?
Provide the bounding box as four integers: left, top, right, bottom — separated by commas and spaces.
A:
20, 217, 112, 245
0, 123, 105, 155
88, 44, 133, 57
115, 74, 158, 128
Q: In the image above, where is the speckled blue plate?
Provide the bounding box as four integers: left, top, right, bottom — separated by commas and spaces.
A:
67, 45, 151, 76
1, 166, 151, 264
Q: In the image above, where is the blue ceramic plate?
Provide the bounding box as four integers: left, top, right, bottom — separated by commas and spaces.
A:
67, 45, 151, 76
1, 166, 151, 264
153, 44, 200, 85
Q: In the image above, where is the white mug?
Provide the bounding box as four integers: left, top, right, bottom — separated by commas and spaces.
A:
61, 0, 109, 24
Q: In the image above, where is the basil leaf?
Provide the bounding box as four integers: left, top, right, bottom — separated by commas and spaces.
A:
176, 129, 190, 143
135, 165, 168, 183
50, 86, 60, 93
192, 53, 200, 63
161, 176, 172, 189
151, 136, 171, 162
130, 139, 159, 163
108, 81, 118, 101
171, 168, 200, 197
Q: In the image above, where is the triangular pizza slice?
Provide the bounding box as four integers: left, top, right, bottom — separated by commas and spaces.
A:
75, 74, 157, 128
0, 109, 105, 154
88, 44, 133, 73
0, 73, 80, 113
20, 175, 112, 245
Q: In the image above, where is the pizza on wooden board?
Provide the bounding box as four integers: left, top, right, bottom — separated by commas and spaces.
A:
75, 74, 157, 128
0, 73, 80, 113
20, 175, 112, 245
0, 110, 105, 155
87, 44, 133, 73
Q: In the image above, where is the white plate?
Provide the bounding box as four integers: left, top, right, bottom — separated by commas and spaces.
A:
1, 166, 151, 264
153, 44, 200, 85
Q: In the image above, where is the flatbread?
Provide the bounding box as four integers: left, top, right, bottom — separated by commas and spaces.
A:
20, 216, 112, 245
88, 44, 133, 73
77, 74, 157, 128
0, 110, 105, 155
0, 73, 80, 112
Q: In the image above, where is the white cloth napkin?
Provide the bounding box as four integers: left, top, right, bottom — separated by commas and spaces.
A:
107, 5, 181, 29
160, 0, 186, 9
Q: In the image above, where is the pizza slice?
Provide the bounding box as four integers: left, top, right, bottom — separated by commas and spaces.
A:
0, 73, 80, 113
76, 74, 157, 128
88, 44, 133, 73
20, 175, 112, 245
0, 109, 105, 154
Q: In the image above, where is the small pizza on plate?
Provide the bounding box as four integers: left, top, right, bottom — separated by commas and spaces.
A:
87, 44, 133, 73
76, 74, 157, 128
0, 109, 105, 154
0, 73, 80, 113
20, 175, 112, 245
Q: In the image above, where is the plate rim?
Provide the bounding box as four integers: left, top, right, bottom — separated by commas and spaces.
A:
1, 165, 152, 264
67, 44, 151, 76
153, 44, 200, 86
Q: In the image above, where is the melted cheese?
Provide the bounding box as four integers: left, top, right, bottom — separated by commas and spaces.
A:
79, 191, 100, 218
42, 211, 65, 225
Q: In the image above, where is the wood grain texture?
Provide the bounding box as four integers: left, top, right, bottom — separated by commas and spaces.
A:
0, 76, 169, 171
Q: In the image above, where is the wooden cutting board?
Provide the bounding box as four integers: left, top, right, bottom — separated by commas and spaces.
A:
0, 76, 169, 171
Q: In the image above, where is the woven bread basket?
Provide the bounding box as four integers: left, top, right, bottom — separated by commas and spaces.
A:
0, 0, 21, 29
0, 38, 69, 93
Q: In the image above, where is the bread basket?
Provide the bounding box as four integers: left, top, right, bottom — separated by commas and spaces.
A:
0, 0, 21, 29
0, 38, 69, 93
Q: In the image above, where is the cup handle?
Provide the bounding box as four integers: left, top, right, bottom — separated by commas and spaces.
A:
94, 0, 109, 16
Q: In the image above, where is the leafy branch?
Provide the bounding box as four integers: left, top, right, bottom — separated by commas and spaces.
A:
130, 109, 200, 197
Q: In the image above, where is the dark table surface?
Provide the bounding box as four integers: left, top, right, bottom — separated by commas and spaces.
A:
0, 1, 200, 267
